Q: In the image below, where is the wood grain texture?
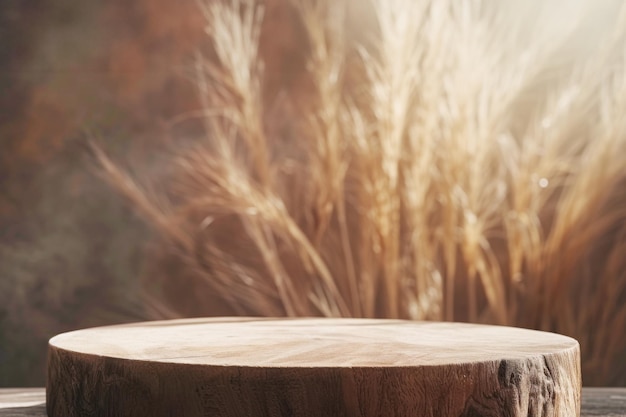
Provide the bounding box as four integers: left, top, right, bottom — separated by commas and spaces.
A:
47, 318, 581, 417
4, 388, 624, 417
0, 389, 45, 410
581, 388, 626, 416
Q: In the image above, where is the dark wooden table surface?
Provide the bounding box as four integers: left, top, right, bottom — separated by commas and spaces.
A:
0, 387, 624, 416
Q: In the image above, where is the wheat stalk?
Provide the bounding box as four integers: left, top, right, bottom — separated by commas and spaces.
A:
99, 0, 626, 385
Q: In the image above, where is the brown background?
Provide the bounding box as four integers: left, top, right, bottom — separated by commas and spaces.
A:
1, 0, 624, 388
0, 0, 208, 386
0, 0, 304, 386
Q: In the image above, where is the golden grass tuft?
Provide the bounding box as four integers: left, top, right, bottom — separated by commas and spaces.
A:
98, 0, 626, 385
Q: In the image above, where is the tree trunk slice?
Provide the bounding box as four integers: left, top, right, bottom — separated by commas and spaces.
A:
47, 317, 581, 417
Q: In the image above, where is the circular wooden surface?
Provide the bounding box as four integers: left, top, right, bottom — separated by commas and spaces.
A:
50, 317, 575, 367
47, 317, 581, 417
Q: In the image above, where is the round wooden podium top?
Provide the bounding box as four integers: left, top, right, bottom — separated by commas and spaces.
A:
47, 318, 581, 417
49, 317, 578, 367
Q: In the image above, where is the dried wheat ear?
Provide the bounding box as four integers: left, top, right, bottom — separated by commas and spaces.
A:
97, 0, 626, 386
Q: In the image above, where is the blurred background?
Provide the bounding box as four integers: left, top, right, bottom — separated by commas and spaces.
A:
1, 0, 625, 387
1, 0, 304, 386
0, 0, 208, 386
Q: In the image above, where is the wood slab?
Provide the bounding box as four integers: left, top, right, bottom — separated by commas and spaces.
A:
47, 317, 581, 417
6, 388, 623, 417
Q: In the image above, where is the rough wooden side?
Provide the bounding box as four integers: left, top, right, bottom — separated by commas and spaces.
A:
46, 319, 581, 417
47, 349, 581, 417
0, 388, 618, 416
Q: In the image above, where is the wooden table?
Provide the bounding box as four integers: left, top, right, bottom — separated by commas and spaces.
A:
0, 388, 624, 416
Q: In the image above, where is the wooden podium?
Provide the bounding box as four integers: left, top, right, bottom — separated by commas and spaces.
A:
47, 318, 581, 416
